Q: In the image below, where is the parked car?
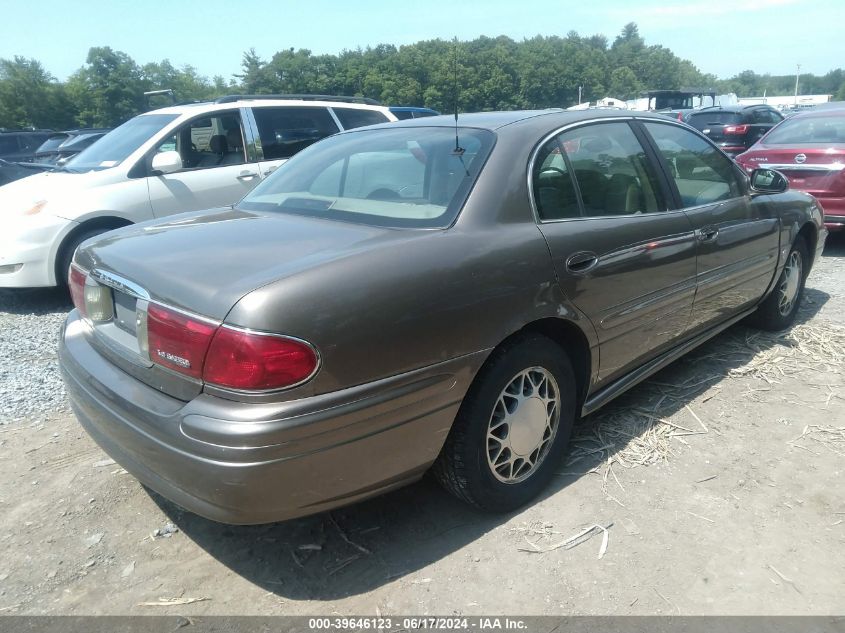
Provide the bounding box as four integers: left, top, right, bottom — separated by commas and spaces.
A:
0, 158, 43, 186
2, 157, 54, 182
0, 129, 54, 162
389, 106, 441, 120
684, 105, 784, 157
0, 95, 396, 289
736, 107, 845, 230
33, 129, 111, 165
59, 109, 826, 525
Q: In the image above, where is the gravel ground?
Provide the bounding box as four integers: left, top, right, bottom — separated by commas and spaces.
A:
0, 233, 843, 616
0, 289, 71, 424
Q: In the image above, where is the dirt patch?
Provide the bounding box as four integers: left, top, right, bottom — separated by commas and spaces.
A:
0, 235, 843, 616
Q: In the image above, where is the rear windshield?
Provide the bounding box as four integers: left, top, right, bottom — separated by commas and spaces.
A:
239, 126, 495, 228
37, 135, 69, 152
686, 111, 742, 127
62, 132, 105, 150
65, 114, 178, 172
763, 115, 845, 144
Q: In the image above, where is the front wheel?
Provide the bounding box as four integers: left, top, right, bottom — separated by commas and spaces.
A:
750, 237, 809, 331
57, 229, 109, 288
433, 333, 577, 512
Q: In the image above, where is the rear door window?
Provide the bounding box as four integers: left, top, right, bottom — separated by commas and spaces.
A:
749, 109, 776, 125
332, 107, 390, 130
252, 106, 340, 160
535, 122, 666, 219
643, 122, 744, 207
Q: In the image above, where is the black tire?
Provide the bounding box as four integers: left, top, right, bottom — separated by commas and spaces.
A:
57, 229, 107, 288
749, 236, 809, 331
432, 333, 577, 512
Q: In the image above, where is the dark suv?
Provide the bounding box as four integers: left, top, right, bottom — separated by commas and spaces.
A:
684, 105, 784, 157
34, 129, 111, 165
0, 130, 54, 162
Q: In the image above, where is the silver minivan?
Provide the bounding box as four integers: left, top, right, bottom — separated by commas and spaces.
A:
0, 96, 396, 288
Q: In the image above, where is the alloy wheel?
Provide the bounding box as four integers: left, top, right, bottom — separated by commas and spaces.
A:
486, 367, 560, 484
777, 250, 803, 316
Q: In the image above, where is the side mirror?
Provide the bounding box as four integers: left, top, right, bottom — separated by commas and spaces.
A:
151, 150, 183, 175
750, 168, 789, 194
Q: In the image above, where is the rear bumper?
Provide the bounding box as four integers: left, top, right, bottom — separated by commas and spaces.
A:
818, 197, 845, 230
816, 226, 829, 262
59, 312, 486, 524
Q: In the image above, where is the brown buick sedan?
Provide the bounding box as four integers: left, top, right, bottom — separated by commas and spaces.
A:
59, 110, 827, 524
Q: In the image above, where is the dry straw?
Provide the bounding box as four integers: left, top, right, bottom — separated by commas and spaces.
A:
563, 317, 845, 499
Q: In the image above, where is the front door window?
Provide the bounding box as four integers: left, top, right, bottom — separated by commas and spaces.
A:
153, 112, 246, 171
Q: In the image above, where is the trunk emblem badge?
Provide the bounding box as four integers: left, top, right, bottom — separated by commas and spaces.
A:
156, 350, 191, 368
794, 153, 807, 164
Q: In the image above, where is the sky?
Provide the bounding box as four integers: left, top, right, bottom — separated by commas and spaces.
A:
1, 0, 842, 84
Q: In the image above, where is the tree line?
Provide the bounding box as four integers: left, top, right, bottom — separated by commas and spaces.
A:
2, 23, 843, 131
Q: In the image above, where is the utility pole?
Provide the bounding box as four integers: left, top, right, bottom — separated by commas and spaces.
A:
578, 85, 582, 105
794, 64, 801, 106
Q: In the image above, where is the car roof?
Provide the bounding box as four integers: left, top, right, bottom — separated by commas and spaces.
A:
146, 98, 393, 118
361, 108, 677, 133
389, 106, 440, 113
0, 129, 53, 135
687, 105, 771, 115
788, 106, 845, 120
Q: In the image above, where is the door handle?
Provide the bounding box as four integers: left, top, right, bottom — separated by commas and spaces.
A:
565, 251, 598, 274
237, 171, 259, 180
697, 226, 719, 242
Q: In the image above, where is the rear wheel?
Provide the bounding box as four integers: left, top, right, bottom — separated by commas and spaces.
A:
433, 333, 577, 512
750, 237, 808, 331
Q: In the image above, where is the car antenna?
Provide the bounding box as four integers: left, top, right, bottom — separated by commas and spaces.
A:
452, 37, 464, 156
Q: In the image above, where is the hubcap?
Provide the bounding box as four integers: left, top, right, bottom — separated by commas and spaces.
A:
777, 250, 803, 316
486, 367, 560, 484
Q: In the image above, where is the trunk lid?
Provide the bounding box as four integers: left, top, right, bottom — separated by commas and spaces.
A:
77, 207, 423, 319
738, 144, 845, 198
73, 207, 429, 400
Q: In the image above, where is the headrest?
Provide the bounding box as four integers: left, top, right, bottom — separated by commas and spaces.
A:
209, 135, 227, 154
226, 127, 243, 150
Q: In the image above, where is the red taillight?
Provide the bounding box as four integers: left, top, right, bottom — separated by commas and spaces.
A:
203, 327, 318, 391
69, 265, 88, 318
147, 304, 216, 379
724, 124, 749, 135
146, 302, 318, 389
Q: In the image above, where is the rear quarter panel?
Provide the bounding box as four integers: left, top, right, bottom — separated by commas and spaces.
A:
223, 222, 572, 399
223, 126, 599, 401
756, 190, 825, 282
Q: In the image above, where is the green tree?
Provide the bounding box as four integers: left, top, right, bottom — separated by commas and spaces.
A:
236, 48, 275, 94
608, 66, 642, 100
66, 47, 145, 127
0, 57, 75, 129
142, 60, 216, 102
